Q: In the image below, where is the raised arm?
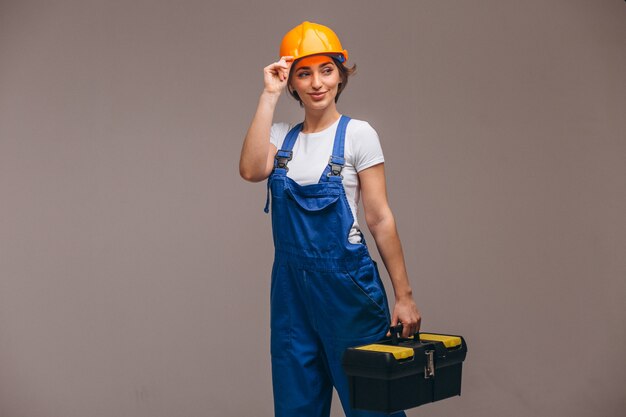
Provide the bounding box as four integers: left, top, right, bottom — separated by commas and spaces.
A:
239, 56, 293, 182
359, 163, 422, 338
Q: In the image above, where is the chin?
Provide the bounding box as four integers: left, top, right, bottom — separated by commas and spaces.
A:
305, 98, 335, 110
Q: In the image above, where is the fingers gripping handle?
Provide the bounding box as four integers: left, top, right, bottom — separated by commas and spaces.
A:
389, 323, 420, 346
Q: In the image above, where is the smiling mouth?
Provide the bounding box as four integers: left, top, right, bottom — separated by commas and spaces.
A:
308, 91, 328, 99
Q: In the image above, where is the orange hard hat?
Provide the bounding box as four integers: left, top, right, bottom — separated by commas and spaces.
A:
279, 21, 348, 63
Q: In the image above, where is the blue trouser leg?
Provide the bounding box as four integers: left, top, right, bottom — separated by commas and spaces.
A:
311, 261, 407, 417
271, 347, 333, 417
271, 262, 334, 417
271, 260, 407, 417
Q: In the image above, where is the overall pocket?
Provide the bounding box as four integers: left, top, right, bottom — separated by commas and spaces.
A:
345, 260, 388, 315
284, 183, 341, 212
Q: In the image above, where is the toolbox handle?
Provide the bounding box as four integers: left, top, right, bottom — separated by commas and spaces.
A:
389, 323, 420, 345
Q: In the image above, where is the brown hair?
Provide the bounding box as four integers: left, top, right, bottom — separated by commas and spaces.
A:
287, 56, 357, 107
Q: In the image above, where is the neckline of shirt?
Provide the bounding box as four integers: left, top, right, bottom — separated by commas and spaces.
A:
298, 115, 342, 139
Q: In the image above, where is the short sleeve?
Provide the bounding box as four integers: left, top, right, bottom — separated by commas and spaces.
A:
350, 121, 385, 172
270, 122, 291, 149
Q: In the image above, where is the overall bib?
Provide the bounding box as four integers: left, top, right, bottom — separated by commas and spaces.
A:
264, 116, 406, 417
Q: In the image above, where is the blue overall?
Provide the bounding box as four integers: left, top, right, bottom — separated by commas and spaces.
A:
264, 116, 406, 417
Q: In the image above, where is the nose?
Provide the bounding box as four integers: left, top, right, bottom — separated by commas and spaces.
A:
311, 72, 322, 90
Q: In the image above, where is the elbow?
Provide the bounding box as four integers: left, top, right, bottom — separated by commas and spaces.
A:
366, 210, 395, 236
366, 218, 383, 237
239, 165, 266, 183
239, 167, 256, 182
239, 164, 251, 181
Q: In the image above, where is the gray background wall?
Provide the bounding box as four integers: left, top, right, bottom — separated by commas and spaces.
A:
1, 1, 625, 416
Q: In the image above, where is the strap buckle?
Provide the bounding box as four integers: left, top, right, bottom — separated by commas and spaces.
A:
326, 156, 344, 178
275, 150, 293, 171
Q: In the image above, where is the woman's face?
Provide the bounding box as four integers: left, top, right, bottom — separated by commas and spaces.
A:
289, 55, 341, 110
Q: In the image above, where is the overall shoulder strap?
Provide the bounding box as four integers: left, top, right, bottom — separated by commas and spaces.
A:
281, 122, 304, 151
320, 115, 351, 182
273, 122, 303, 172
264, 122, 303, 213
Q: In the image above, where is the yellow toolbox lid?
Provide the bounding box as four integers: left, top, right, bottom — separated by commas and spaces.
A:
419, 333, 462, 348
356, 344, 415, 360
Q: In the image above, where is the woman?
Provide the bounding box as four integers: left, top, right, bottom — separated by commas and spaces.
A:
239, 21, 421, 417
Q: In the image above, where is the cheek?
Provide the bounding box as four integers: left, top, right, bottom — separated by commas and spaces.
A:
290, 77, 305, 90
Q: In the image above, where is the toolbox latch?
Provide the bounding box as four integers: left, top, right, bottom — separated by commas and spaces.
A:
424, 350, 435, 379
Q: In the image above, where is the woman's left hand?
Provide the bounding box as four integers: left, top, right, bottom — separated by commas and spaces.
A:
390, 296, 421, 338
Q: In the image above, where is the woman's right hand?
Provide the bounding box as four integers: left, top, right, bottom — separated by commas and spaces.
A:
263, 56, 294, 96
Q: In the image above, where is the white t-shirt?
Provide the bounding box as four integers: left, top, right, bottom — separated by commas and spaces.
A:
270, 116, 384, 244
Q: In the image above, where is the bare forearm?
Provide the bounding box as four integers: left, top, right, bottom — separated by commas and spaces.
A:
239, 91, 280, 182
369, 215, 413, 301
360, 164, 421, 336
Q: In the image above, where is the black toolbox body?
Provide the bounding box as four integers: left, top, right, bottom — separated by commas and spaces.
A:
341, 329, 467, 414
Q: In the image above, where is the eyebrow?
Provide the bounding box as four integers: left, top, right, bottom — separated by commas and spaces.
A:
295, 61, 334, 71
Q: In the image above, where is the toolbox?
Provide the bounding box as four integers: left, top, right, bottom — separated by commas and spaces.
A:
341, 325, 467, 413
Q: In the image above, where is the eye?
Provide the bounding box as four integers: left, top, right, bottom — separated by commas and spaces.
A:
296, 71, 310, 78
322, 67, 333, 75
